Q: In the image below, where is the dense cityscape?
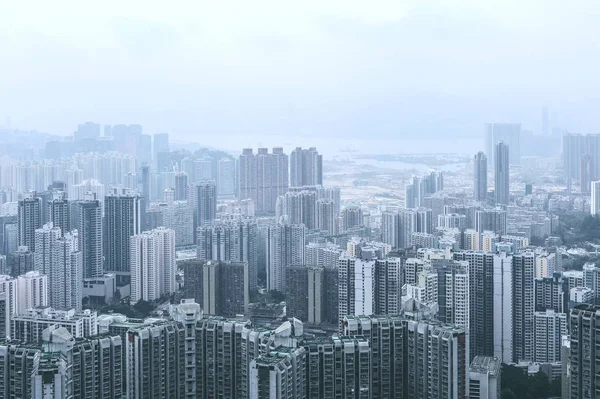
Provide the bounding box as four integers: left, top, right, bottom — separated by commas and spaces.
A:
0, 118, 597, 398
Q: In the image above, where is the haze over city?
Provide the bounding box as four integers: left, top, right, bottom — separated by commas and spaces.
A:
3, 0, 600, 154
1, 1, 600, 399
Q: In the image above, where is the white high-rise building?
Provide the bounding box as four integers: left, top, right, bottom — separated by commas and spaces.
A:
154, 227, 176, 296
130, 232, 158, 304
0, 275, 17, 338
16, 271, 48, 314
217, 158, 236, 199
591, 181, 600, 215
338, 255, 374, 326
265, 223, 305, 292
130, 227, 176, 304
493, 250, 513, 363
533, 309, 567, 363
34, 223, 62, 276
50, 231, 82, 311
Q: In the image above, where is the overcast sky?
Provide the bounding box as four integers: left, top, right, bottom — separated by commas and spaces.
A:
1, 0, 599, 145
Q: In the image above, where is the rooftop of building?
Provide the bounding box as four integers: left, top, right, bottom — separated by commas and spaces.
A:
470, 356, 501, 375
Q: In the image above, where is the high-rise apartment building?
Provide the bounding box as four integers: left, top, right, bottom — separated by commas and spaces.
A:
303, 336, 371, 398
196, 218, 258, 290
239, 148, 289, 214
534, 272, 569, 313
130, 227, 176, 304
290, 147, 323, 187
104, 188, 141, 283
276, 190, 317, 228
591, 181, 600, 216
475, 208, 507, 235
174, 171, 188, 201
34, 224, 82, 310
405, 171, 444, 208
405, 319, 468, 399
47, 191, 70, 233
342, 206, 363, 232
217, 158, 236, 199
126, 321, 185, 399
493, 250, 513, 363
152, 133, 169, 165
18, 191, 42, 251
265, 223, 305, 291
381, 207, 432, 249
249, 346, 307, 399
454, 251, 494, 359
202, 260, 249, 316
72, 195, 103, 278
563, 133, 600, 185
195, 180, 217, 226
474, 151, 488, 201
180, 259, 204, 304
485, 123, 521, 166
316, 198, 336, 235
195, 316, 249, 398
494, 141, 510, 205
513, 251, 535, 362
533, 309, 567, 363
568, 303, 600, 398
338, 254, 375, 325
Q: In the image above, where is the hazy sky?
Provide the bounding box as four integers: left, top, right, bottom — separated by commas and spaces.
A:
1, 1, 600, 146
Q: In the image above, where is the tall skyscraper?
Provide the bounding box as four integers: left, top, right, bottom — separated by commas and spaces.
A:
47, 191, 70, 233
485, 123, 521, 166
202, 260, 249, 316
130, 227, 176, 304
563, 133, 600, 185
126, 321, 185, 399
591, 181, 600, 216
513, 251, 535, 362
342, 206, 363, 232
533, 309, 567, 363
195, 180, 217, 226
104, 188, 141, 284
34, 224, 82, 310
404, 319, 468, 399
405, 171, 443, 208
381, 207, 432, 249
217, 158, 236, 199
73, 195, 103, 279
581, 153, 594, 193
454, 251, 495, 359
568, 303, 600, 398
265, 223, 305, 291
290, 147, 323, 187
316, 199, 336, 235
196, 218, 258, 290
494, 141, 510, 205
174, 171, 188, 201
474, 151, 488, 201
239, 148, 289, 214
140, 163, 150, 205
338, 254, 374, 325
18, 191, 42, 251
276, 190, 317, 228
152, 133, 169, 165
493, 250, 513, 363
